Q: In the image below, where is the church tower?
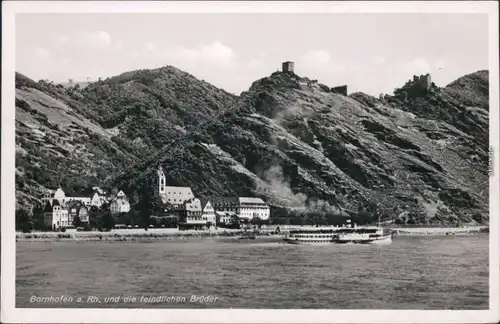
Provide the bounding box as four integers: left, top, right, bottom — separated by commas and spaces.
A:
157, 165, 166, 195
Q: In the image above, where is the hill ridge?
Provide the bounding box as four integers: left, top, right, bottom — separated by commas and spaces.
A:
15, 67, 489, 225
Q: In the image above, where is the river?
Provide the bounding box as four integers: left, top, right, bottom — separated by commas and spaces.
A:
16, 235, 489, 309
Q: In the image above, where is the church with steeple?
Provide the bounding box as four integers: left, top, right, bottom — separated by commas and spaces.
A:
156, 165, 195, 207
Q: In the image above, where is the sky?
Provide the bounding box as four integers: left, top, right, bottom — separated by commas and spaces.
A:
16, 13, 489, 96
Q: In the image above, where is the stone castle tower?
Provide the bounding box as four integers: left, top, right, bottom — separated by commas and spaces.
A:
282, 61, 294, 73
412, 74, 432, 90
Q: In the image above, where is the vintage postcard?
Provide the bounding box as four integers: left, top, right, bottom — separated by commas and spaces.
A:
1, 1, 499, 323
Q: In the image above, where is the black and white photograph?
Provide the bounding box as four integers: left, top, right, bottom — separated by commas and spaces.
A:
2, 1, 499, 323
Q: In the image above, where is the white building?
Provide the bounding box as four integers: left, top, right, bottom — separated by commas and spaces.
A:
67, 200, 90, 224
200, 199, 216, 226
157, 165, 194, 207
238, 197, 270, 220
176, 198, 207, 230
215, 211, 237, 225
212, 196, 270, 221
109, 190, 130, 214
110, 199, 130, 214
90, 192, 107, 208
43, 199, 70, 230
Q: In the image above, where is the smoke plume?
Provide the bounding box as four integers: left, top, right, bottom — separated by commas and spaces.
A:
261, 164, 341, 214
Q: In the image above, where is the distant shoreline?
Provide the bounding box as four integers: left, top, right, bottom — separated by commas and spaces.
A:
390, 226, 488, 236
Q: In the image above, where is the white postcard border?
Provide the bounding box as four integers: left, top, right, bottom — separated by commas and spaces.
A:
2, 1, 499, 323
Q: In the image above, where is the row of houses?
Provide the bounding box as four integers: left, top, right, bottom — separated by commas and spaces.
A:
156, 165, 270, 230
41, 187, 130, 230
40, 165, 272, 231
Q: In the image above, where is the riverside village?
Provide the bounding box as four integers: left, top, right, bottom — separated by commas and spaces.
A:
37, 164, 271, 233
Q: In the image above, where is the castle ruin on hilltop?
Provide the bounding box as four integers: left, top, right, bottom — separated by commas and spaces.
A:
281, 61, 348, 96
282, 61, 295, 73
394, 73, 435, 100
280, 62, 434, 99
412, 74, 432, 90
331, 85, 348, 96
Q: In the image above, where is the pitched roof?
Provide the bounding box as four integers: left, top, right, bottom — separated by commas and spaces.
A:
211, 197, 239, 206
164, 186, 193, 195
161, 186, 194, 205
43, 201, 53, 212
52, 199, 62, 207
199, 198, 211, 210
239, 197, 266, 205
108, 189, 129, 202
67, 200, 84, 209
183, 198, 202, 211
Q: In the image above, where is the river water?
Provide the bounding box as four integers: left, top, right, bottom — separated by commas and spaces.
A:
16, 235, 489, 309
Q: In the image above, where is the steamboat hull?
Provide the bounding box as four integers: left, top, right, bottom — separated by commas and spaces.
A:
283, 235, 392, 245
283, 238, 334, 245
333, 235, 393, 245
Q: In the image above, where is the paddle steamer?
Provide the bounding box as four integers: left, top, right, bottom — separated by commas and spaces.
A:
283, 220, 392, 245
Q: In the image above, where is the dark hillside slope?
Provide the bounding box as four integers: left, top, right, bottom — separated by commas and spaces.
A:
60, 66, 238, 156
113, 70, 489, 225
15, 73, 137, 209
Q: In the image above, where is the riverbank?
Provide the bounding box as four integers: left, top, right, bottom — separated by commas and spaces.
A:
15, 228, 278, 242
390, 226, 488, 236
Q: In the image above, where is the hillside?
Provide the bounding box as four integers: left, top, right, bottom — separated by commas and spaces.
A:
15, 67, 489, 225
14, 67, 237, 210
111, 70, 489, 225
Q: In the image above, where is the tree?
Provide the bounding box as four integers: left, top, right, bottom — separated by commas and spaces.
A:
32, 203, 45, 230
290, 215, 305, 226
88, 206, 100, 229
472, 212, 483, 224
406, 217, 416, 225
135, 181, 165, 228
16, 209, 32, 233
116, 211, 131, 225
101, 211, 115, 231
100, 202, 111, 213
73, 215, 82, 228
